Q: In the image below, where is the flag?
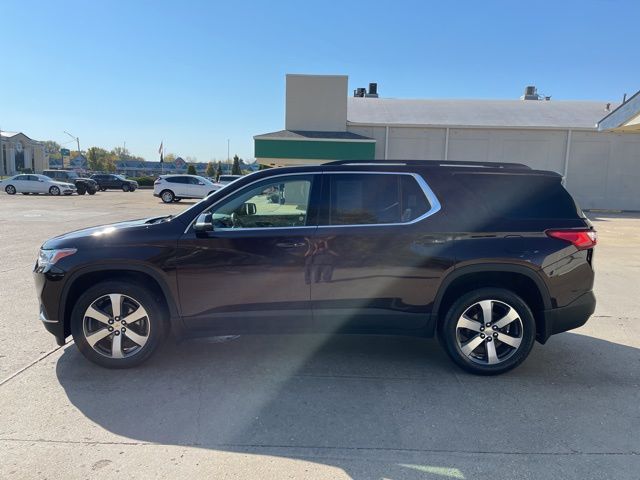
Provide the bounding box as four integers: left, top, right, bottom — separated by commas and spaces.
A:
158, 141, 164, 163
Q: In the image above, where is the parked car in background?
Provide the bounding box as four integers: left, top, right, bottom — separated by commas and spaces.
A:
43, 170, 97, 195
217, 174, 242, 185
1, 174, 77, 195
153, 174, 222, 203
91, 174, 138, 192
34, 160, 596, 374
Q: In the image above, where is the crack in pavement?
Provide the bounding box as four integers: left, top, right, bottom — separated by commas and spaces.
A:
0, 438, 638, 457
0, 342, 71, 387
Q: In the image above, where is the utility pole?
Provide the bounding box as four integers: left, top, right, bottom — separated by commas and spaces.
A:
64, 131, 80, 155
227, 139, 230, 163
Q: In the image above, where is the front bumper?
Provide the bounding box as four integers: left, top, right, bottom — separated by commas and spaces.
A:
538, 291, 596, 343
34, 268, 67, 346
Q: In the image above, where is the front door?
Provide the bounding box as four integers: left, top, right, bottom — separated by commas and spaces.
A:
310, 171, 453, 333
176, 173, 319, 334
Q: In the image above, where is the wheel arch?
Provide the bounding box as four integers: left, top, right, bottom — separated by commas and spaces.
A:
60, 264, 182, 339
432, 264, 551, 342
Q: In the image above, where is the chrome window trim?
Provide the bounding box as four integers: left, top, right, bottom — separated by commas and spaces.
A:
183, 170, 441, 234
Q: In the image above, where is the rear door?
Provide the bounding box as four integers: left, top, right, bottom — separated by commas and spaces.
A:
310, 171, 453, 333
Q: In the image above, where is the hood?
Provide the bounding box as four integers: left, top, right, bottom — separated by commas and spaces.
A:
53, 181, 76, 188
41, 216, 170, 249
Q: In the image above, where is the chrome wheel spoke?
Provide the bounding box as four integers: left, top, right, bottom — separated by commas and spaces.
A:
124, 329, 148, 347
460, 334, 484, 356
86, 328, 111, 346
109, 294, 122, 318
486, 340, 499, 364
123, 306, 147, 324
111, 333, 124, 359
85, 305, 110, 325
497, 332, 522, 349
494, 308, 520, 329
458, 315, 482, 332
479, 300, 493, 324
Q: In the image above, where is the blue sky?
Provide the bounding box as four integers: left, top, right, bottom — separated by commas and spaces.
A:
2, 0, 638, 162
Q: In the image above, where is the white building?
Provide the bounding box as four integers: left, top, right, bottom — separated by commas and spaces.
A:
0, 131, 47, 175
255, 74, 640, 210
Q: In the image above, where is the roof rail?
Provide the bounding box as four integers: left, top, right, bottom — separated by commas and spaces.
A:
323, 160, 531, 169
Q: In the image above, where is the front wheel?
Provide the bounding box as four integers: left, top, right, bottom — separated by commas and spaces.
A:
70, 281, 168, 368
439, 288, 536, 375
49, 186, 61, 196
5, 185, 16, 195
77, 188, 86, 195
122, 184, 130, 192
100, 187, 107, 192
160, 190, 175, 203
88, 189, 96, 195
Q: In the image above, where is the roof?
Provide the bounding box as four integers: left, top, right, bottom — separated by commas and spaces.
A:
347, 97, 617, 130
254, 130, 374, 141
597, 89, 640, 132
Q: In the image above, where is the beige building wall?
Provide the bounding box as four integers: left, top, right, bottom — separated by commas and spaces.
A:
285, 74, 348, 132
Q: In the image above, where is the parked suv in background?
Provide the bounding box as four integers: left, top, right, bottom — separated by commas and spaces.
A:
91, 174, 138, 192
153, 174, 221, 203
43, 170, 97, 195
34, 160, 596, 374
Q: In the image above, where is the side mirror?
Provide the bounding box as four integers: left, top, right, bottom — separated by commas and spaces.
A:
194, 213, 213, 233
198, 181, 205, 185
237, 202, 257, 216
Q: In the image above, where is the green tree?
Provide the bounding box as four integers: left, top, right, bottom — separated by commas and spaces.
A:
187, 164, 197, 175
43, 140, 61, 155
205, 162, 216, 178
216, 161, 223, 180
164, 153, 176, 163
232, 155, 242, 175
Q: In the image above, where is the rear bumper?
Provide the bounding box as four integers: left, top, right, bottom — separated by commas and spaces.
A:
538, 291, 596, 343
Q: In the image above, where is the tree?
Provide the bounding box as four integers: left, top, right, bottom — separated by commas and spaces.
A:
87, 146, 116, 172
187, 164, 197, 175
43, 140, 61, 155
164, 153, 176, 163
217, 161, 223, 180
205, 162, 216, 178
232, 155, 242, 175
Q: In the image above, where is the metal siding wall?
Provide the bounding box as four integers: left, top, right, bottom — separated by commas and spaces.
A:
373, 125, 640, 210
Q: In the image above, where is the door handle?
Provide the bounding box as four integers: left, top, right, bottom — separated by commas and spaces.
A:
276, 241, 306, 248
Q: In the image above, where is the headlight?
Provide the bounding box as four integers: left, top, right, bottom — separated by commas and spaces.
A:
37, 248, 77, 270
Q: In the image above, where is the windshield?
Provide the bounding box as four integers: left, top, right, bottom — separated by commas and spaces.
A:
115, 175, 127, 180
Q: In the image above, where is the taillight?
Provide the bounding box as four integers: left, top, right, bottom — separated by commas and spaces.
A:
154, 179, 161, 185
546, 229, 597, 250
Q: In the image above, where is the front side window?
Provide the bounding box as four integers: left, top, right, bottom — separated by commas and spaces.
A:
210, 175, 313, 229
327, 173, 431, 225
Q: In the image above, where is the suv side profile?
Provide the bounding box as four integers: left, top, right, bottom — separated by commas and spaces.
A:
43, 170, 98, 195
34, 160, 596, 375
91, 174, 138, 192
153, 174, 221, 203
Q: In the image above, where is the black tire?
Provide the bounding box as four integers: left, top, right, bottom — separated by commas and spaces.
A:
122, 184, 130, 192
100, 187, 107, 192
88, 189, 96, 195
77, 188, 86, 195
439, 287, 536, 375
5, 185, 16, 195
49, 186, 61, 196
70, 280, 168, 368
22, 192, 30, 195
160, 189, 175, 203
173, 198, 181, 202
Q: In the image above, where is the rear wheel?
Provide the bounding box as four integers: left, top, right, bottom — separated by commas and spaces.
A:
77, 187, 86, 195
88, 189, 96, 195
49, 186, 61, 196
70, 281, 167, 368
439, 288, 535, 375
160, 189, 175, 203
5, 185, 16, 195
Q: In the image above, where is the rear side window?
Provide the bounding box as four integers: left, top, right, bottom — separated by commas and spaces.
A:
455, 173, 580, 219
326, 173, 431, 225
166, 176, 185, 184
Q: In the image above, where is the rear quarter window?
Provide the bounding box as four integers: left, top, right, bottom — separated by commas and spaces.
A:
454, 173, 580, 219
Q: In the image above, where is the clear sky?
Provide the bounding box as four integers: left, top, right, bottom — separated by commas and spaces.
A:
2, 0, 639, 162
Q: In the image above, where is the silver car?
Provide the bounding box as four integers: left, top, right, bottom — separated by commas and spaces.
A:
1, 174, 77, 196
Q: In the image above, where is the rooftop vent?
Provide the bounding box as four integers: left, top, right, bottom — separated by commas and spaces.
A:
521, 85, 540, 101
353, 83, 379, 98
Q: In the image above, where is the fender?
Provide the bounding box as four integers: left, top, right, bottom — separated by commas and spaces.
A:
59, 262, 185, 337
430, 262, 552, 331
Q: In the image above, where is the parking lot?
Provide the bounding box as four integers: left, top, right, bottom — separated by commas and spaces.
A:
0, 190, 639, 479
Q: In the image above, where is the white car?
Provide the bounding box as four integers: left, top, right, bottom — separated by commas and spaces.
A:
218, 174, 242, 185
153, 174, 222, 203
1, 174, 77, 196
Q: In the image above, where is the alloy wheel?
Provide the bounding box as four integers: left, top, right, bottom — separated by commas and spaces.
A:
161, 191, 174, 203
50, 186, 60, 196
82, 293, 151, 359
455, 299, 523, 365
5, 185, 16, 195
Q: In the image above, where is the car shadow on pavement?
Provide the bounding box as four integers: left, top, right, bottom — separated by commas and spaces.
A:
56, 332, 640, 479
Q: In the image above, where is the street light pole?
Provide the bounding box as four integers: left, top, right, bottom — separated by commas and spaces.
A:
227, 139, 230, 163
64, 131, 80, 154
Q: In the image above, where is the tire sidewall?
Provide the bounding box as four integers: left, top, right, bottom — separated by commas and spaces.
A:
70, 281, 167, 368
50, 186, 60, 196
161, 190, 174, 203
122, 184, 130, 192
6, 185, 16, 195
440, 287, 536, 375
